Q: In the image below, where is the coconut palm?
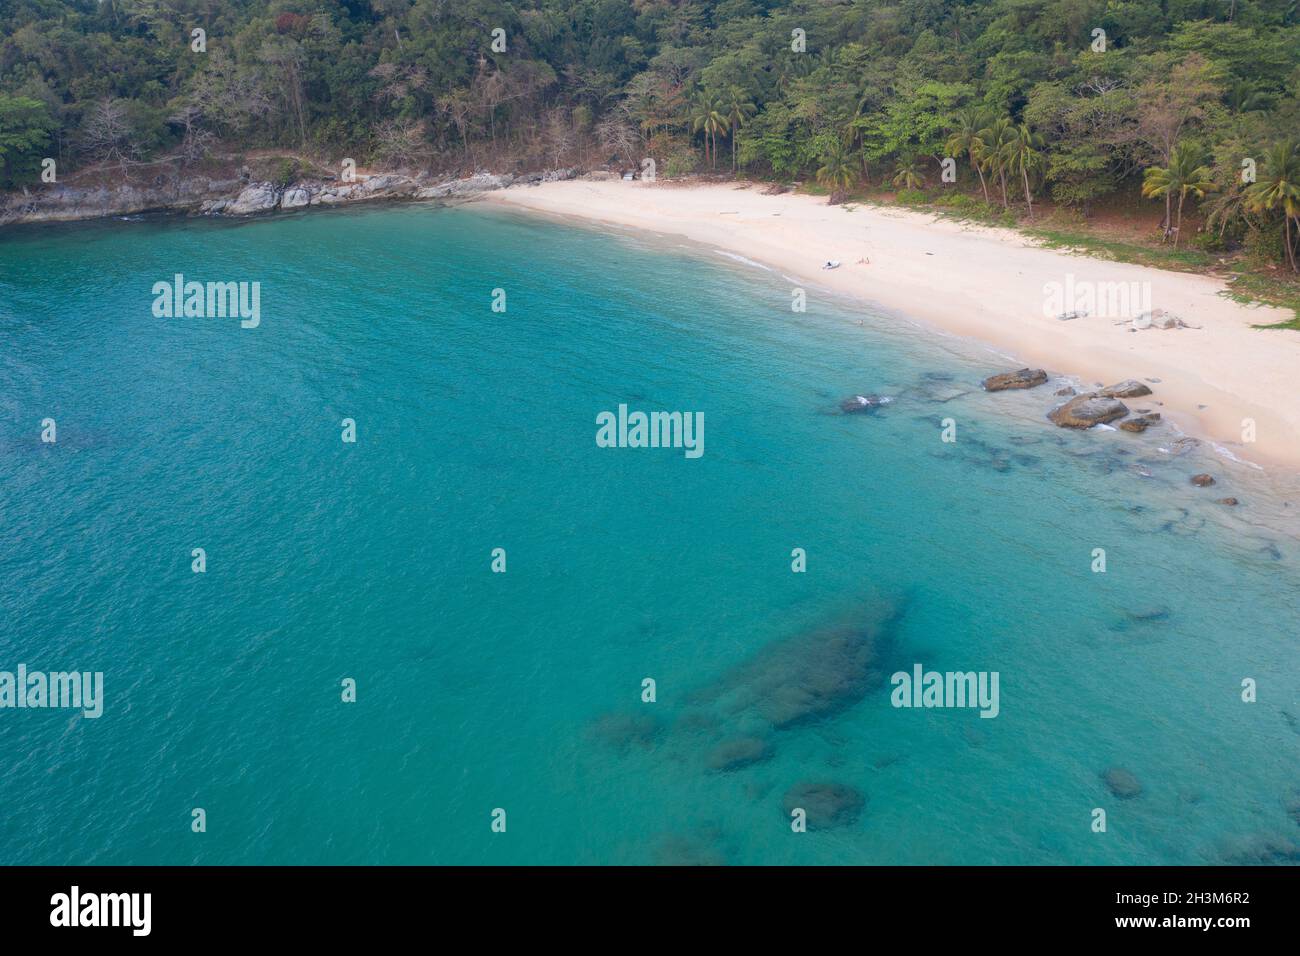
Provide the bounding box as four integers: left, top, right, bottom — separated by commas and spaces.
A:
977, 116, 1016, 210
1001, 123, 1045, 219
1244, 139, 1300, 272
1225, 80, 1269, 114
1203, 179, 1256, 240
944, 105, 992, 204
723, 87, 756, 173
1141, 143, 1217, 248
890, 155, 926, 190
816, 141, 857, 201
690, 95, 728, 169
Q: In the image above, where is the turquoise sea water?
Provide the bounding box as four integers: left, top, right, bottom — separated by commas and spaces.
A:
1, 202, 1298, 865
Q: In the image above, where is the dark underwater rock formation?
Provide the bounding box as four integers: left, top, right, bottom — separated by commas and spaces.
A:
690, 598, 905, 730
840, 394, 893, 414
781, 781, 866, 830
705, 736, 773, 772
587, 711, 659, 753
1103, 767, 1143, 799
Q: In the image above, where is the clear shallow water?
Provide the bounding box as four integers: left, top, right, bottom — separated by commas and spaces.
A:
1, 202, 1298, 865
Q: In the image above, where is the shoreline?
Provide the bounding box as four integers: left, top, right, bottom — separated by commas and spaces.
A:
0, 168, 568, 228
485, 179, 1300, 472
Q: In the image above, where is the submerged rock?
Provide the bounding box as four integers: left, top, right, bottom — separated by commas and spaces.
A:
1190, 473, 1216, 487
840, 394, 893, 414
706, 736, 773, 773
1103, 767, 1143, 799
1218, 832, 1300, 865
782, 782, 865, 830
914, 381, 971, 403
587, 711, 659, 753
1102, 380, 1154, 398
1284, 788, 1300, 827
1048, 394, 1129, 428
653, 828, 728, 866
1160, 436, 1202, 457
982, 368, 1047, 391
1128, 607, 1172, 623
1119, 413, 1162, 433
690, 598, 903, 730
1216, 497, 1240, 506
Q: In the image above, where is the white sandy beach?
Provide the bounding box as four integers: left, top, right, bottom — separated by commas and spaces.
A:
487, 179, 1300, 470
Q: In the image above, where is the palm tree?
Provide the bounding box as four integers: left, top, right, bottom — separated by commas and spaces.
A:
977, 116, 1016, 210
1225, 80, 1268, 114
723, 87, 756, 173
690, 95, 729, 170
891, 155, 926, 190
1001, 123, 1045, 219
1141, 143, 1217, 248
1244, 139, 1300, 272
816, 141, 856, 202
1203, 179, 1255, 240
945, 105, 992, 204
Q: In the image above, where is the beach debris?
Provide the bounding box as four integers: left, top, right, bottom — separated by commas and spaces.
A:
1119, 413, 1162, 433
981, 367, 1048, 391
839, 394, 893, 414
1215, 497, 1240, 506
1190, 473, 1216, 487
1102, 767, 1143, 799
1101, 380, 1153, 399
1132, 309, 1198, 331
706, 736, 774, 773
1047, 393, 1129, 428
822, 260, 841, 270
1055, 310, 1088, 321
781, 782, 865, 830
